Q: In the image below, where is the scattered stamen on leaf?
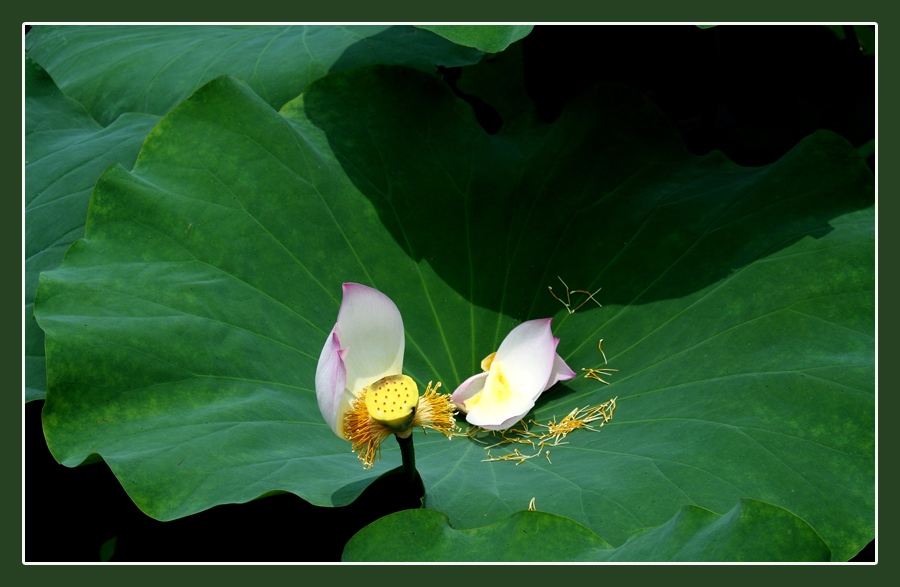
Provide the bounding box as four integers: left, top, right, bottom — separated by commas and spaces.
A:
548, 276, 602, 314
462, 426, 489, 443
528, 497, 537, 511
481, 445, 544, 465
581, 338, 617, 383
582, 367, 618, 384
472, 398, 617, 465
533, 399, 617, 446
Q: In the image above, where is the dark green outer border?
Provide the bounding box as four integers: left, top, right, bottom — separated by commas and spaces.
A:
11, 0, 889, 583
9, 0, 896, 23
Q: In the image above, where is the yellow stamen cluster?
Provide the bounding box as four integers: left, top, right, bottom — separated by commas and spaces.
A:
343, 380, 458, 469
581, 367, 618, 384
582, 339, 618, 383
537, 399, 617, 445
412, 381, 458, 437
467, 398, 617, 465
344, 388, 395, 469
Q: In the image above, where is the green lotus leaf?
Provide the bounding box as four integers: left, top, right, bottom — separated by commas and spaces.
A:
34, 65, 873, 561
25, 25, 485, 126
24, 25, 485, 401
415, 25, 533, 53
342, 498, 831, 562
24, 56, 159, 402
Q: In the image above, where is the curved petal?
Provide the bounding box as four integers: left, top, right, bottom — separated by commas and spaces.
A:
543, 343, 577, 392
464, 388, 535, 431
334, 283, 405, 401
449, 371, 489, 414
458, 319, 562, 430
314, 330, 350, 436
315, 283, 405, 439
485, 410, 534, 432
492, 318, 557, 402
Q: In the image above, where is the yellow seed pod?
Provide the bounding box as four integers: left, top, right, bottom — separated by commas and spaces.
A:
364, 374, 419, 433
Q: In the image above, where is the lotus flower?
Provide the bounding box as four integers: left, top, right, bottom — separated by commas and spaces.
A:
315, 283, 456, 468
450, 319, 576, 430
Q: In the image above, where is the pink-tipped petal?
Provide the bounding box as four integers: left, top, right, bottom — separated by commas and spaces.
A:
335, 283, 405, 402
315, 331, 349, 436
460, 319, 561, 430
450, 371, 489, 414
543, 347, 577, 392
315, 283, 405, 438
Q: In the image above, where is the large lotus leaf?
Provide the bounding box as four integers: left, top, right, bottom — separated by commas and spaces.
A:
342, 498, 831, 561
25, 25, 485, 127
24, 56, 159, 402
34, 66, 874, 561
23, 25, 485, 401
415, 25, 533, 53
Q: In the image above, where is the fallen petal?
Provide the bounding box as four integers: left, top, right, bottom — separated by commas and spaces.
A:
450, 371, 489, 414
544, 344, 577, 392
465, 390, 535, 431
491, 318, 557, 402
456, 319, 565, 430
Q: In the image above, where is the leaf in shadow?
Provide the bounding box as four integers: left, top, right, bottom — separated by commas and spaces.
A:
342, 498, 831, 562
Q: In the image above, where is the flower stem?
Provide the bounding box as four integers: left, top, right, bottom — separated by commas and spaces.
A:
391, 432, 425, 506
395, 432, 416, 485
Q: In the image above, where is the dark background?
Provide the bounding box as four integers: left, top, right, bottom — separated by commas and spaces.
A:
24, 24, 876, 562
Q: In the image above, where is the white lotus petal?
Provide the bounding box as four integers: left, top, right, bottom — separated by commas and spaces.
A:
544, 345, 577, 392
449, 371, 489, 414
334, 282, 405, 399
491, 319, 557, 402
455, 319, 575, 430
314, 330, 350, 437
315, 283, 405, 438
